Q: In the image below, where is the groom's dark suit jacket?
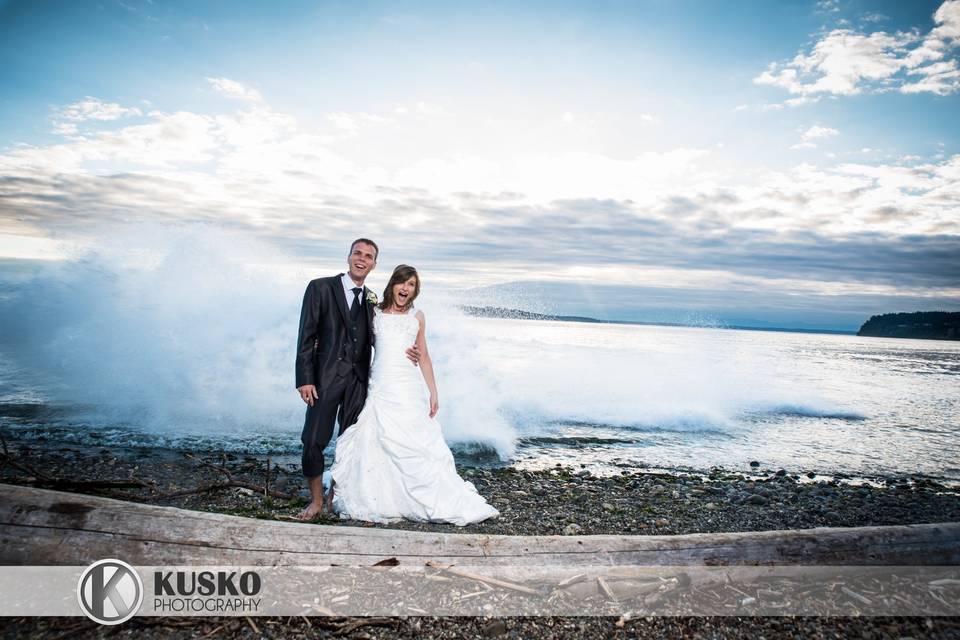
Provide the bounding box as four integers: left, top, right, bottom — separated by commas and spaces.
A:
295, 274, 375, 391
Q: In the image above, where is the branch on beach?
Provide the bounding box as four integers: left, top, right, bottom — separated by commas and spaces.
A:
1, 445, 296, 503
183, 451, 234, 479
0, 438, 51, 482
150, 480, 298, 502
425, 561, 540, 595
0, 441, 153, 493
27, 478, 150, 491
315, 617, 399, 635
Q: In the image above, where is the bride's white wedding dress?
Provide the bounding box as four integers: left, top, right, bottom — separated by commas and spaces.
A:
330, 306, 499, 526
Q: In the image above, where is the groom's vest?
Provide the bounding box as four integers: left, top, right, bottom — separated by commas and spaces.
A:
345, 299, 371, 381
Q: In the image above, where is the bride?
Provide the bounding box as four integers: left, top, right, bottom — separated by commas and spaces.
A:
328, 264, 499, 526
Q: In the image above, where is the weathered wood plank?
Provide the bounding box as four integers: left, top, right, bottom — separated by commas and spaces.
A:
1, 484, 958, 566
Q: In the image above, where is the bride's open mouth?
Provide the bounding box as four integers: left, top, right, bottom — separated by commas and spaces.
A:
398, 291, 409, 302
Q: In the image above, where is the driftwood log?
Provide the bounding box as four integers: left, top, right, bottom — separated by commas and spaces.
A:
1, 483, 958, 566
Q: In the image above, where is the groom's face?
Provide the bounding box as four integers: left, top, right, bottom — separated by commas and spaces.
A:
347, 242, 377, 282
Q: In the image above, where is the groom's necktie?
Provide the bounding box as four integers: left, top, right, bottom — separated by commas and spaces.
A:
350, 287, 362, 321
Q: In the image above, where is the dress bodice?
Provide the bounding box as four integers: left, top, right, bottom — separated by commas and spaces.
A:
372, 306, 419, 343
369, 307, 421, 389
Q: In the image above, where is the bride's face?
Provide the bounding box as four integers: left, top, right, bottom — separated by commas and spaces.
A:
392, 276, 418, 307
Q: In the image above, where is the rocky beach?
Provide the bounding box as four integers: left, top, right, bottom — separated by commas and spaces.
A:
2, 435, 959, 639
2, 437, 958, 537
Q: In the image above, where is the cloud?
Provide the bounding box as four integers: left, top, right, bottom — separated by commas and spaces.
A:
754, 30, 911, 96
861, 13, 889, 24
9, 111, 221, 171
784, 95, 821, 107
51, 122, 79, 137
9, 101, 302, 172
901, 58, 960, 95
733, 97, 820, 112
57, 97, 143, 122
392, 102, 446, 117
326, 111, 394, 134
391, 148, 712, 202
205, 77, 263, 102
754, 0, 960, 98
801, 125, 840, 141
816, 0, 841, 14
789, 125, 839, 150
50, 98, 143, 137
413, 101, 446, 117
1, 83, 958, 324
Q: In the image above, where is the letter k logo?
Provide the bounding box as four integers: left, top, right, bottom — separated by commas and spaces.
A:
77, 559, 143, 625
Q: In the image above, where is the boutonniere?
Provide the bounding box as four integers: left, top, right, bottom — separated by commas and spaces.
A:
365, 291, 378, 305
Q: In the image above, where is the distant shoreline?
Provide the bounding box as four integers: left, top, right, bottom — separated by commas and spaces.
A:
458, 305, 857, 336
857, 311, 959, 341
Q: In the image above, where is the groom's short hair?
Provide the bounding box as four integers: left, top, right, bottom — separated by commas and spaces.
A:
350, 238, 379, 259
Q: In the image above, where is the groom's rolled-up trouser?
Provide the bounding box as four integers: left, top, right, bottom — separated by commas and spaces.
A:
301, 373, 367, 478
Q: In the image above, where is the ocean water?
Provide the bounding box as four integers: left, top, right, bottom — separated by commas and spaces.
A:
1, 228, 958, 480
471, 319, 960, 479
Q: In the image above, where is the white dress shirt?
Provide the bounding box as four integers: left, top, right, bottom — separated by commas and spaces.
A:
341, 273, 365, 309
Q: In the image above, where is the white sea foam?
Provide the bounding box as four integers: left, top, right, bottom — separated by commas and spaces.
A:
0, 225, 518, 458
441, 314, 854, 438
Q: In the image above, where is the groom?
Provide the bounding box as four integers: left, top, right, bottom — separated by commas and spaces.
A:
294, 238, 416, 519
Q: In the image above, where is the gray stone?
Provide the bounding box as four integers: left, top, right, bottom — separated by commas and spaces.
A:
483, 620, 508, 637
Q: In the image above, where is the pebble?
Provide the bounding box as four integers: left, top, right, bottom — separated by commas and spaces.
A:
562, 523, 583, 535
483, 620, 507, 637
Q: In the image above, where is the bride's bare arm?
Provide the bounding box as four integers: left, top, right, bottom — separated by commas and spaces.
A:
415, 310, 439, 418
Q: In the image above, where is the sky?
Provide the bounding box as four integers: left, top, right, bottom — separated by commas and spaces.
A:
0, 0, 958, 330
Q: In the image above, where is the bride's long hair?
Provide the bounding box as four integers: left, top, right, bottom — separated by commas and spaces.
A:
379, 264, 421, 312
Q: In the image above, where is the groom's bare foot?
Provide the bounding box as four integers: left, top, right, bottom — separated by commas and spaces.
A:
324, 487, 334, 514
296, 501, 324, 521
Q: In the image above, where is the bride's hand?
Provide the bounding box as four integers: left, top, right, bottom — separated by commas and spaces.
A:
429, 394, 439, 418
406, 343, 421, 366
